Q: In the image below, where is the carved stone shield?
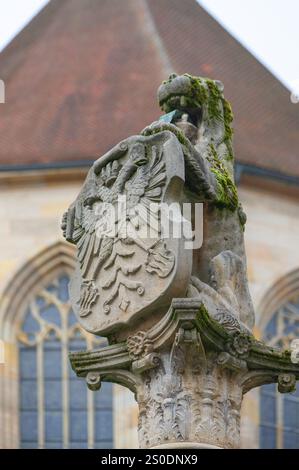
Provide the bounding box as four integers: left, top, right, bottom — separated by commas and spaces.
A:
65, 131, 192, 335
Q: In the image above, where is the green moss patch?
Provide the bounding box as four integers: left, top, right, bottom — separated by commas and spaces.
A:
208, 144, 238, 211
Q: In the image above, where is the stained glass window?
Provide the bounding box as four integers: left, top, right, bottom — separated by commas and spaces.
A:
260, 297, 299, 448
18, 274, 113, 449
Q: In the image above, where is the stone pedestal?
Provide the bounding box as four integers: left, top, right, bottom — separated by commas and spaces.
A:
70, 299, 299, 449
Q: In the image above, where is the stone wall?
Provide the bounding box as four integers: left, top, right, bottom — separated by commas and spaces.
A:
240, 183, 299, 326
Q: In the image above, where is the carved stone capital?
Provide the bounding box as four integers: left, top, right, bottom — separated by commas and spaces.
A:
70, 299, 299, 448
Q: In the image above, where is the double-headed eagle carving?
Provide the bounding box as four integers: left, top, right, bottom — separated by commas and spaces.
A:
62, 134, 182, 333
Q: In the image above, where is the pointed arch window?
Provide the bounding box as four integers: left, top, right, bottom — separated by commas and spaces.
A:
17, 273, 113, 449
260, 292, 299, 449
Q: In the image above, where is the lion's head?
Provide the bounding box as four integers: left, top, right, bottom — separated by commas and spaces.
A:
157, 73, 234, 170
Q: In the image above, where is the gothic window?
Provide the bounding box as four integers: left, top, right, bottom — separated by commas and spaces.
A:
17, 273, 113, 449
260, 295, 299, 448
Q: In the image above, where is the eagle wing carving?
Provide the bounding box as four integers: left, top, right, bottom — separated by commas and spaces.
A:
62, 132, 192, 335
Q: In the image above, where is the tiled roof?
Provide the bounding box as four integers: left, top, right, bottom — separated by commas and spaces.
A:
0, 0, 298, 178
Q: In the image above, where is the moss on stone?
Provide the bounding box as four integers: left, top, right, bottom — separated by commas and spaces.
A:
222, 99, 234, 142
142, 122, 190, 148
184, 74, 208, 109
206, 79, 223, 122
151, 75, 242, 213
183, 74, 234, 160
222, 99, 234, 161
207, 144, 238, 211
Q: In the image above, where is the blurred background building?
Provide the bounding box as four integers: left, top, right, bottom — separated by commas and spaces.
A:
0, 0, 298, 449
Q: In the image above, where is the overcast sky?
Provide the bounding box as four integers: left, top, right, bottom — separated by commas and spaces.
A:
0, 0, 49, 50
0, 0, 298, 93
198, 0, 299, 93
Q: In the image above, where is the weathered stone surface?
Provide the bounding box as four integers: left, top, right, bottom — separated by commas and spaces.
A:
70, 299, 299, 448
64, 73, 299, 449
63, 132, 192, 337
149, 74, 255, 331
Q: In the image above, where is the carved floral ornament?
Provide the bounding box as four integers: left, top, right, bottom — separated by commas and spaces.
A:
127, 331, 154, 360
226, 332, 252, 358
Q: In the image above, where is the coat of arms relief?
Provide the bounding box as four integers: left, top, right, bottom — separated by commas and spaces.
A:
62, 132, 192, 336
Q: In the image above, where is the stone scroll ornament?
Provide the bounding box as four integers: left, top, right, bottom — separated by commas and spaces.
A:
63, 74, 299, 449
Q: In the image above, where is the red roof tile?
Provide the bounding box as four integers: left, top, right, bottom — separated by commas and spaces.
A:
0, 0, 298, 178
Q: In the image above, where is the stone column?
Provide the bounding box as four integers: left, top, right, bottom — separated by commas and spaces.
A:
70, 299, 299, 449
